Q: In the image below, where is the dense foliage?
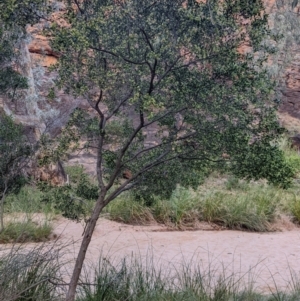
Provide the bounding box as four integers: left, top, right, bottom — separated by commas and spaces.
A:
0, 115, 33, 232
51, 0, 293, 198
39, 165, 98, 221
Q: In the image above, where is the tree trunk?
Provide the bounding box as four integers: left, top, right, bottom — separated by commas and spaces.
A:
0, 184, 8, 234
0, 194, 4, 234
65, 190, 107, 301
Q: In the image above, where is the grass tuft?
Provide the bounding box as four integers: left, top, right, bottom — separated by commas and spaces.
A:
0, 220, 52, 243
107, 193, 154, 225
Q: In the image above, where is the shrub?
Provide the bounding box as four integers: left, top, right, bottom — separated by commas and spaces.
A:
39, 165, 98, 221
40, 185, 88, 221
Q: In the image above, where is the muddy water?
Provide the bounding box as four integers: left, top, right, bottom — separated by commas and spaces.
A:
49, 218, 300, 293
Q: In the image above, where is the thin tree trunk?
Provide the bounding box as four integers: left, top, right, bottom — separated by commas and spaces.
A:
0, 194, 4, 234
65, 190, 107, 301
0, 184, 8, 234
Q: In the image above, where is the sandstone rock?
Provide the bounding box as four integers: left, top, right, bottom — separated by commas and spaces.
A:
28, 34, 59, 58
31, 161, 67, 186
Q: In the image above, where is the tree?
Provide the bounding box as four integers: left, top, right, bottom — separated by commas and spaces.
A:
0, 0, 48, 232
0, 114, 33, 233
49, 1, 294, 299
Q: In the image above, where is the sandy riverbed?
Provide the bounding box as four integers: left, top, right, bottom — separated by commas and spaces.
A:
43, 217, 300, 293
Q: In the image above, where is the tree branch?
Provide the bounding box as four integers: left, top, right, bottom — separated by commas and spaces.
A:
105, 149, 171, 204
148, 58, 157, 95
93, 91, 106, 189
123, 131, 196, 165
95, 90, 104, 120
106, 106, 145, 190
89, 46, 147, 65
154, 55, 182, 89
139, 27, 154, 52
74, 0, 84, 14
107, 89, 134, 120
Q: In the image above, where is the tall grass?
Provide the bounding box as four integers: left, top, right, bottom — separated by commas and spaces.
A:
106, 178, 300, 231
0, 220, 52, 243
1, 247, 300, 301
278, 137, 300, 176
77, 254, 300, 301
1, 189, 54, 243
105, 137, 300, 230
108, 193, 154, 225
5, 185, 57, 215
0, 244, 64, 301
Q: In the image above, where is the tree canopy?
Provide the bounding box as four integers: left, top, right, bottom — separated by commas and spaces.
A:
52, 0, 293, 192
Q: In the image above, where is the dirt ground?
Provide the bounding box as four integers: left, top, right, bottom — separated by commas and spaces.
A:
48, 217, 300, 293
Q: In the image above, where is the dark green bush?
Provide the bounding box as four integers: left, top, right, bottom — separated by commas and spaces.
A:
39, 165, 98, 221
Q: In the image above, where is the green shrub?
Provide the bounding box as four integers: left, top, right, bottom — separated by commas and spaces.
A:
75, 174, 98, 200
285, 151, 300, 176
279, 136, 300, 176
40, 185, 88, 221
106, 194, 154, 225
38, 165, 98, 221
65, 165, 90, 185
